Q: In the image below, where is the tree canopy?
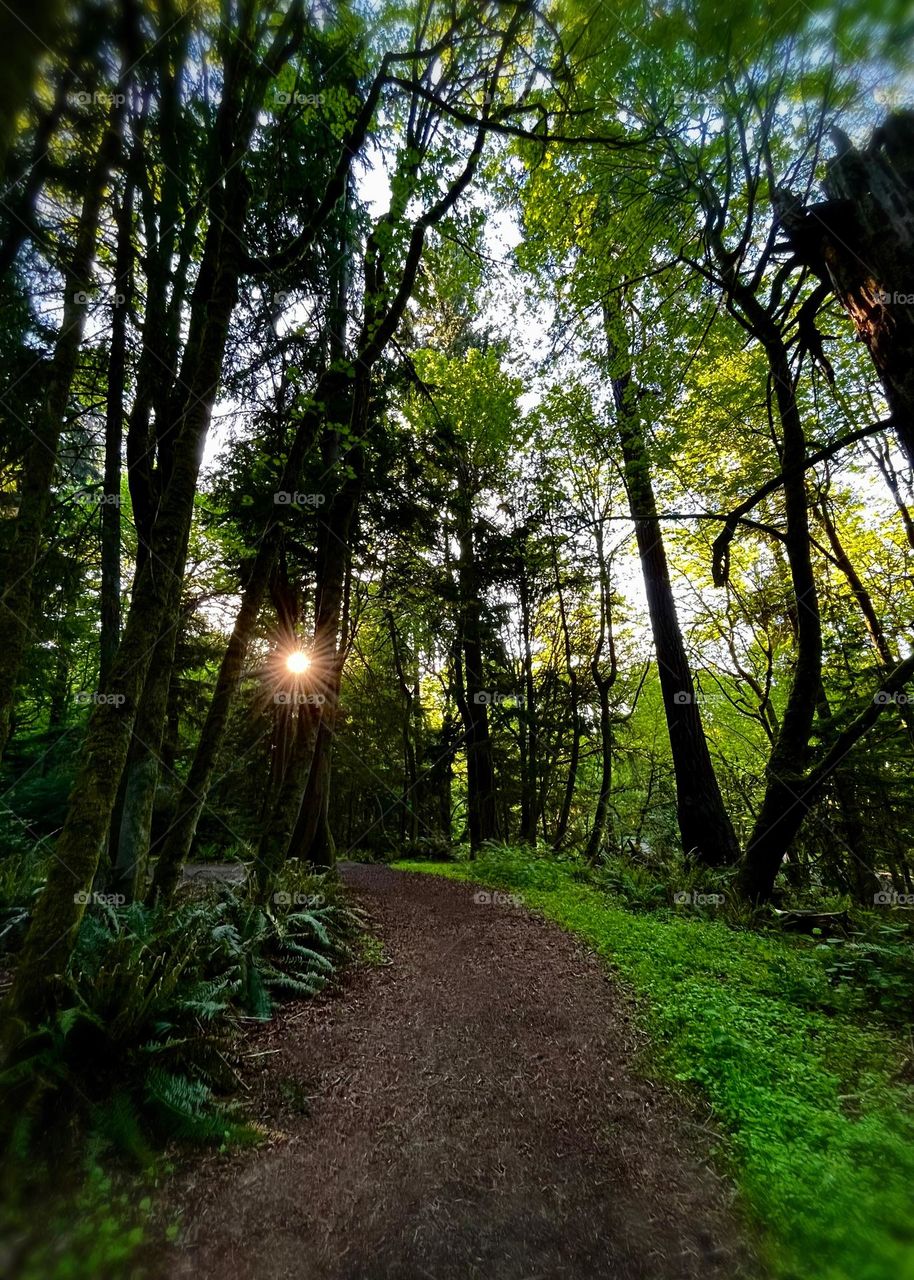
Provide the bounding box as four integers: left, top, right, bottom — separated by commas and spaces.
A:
1, 0, 912, 1059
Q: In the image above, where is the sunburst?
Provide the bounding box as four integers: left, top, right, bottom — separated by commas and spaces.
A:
286, 650, 311, 675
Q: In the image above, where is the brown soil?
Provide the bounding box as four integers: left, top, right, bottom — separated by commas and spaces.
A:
150, 863, 761, 1280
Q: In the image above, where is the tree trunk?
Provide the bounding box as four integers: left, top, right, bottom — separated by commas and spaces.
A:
552, 550, 580, 849
0, 99, 124, 760
454, 494, 499, 852
814, 496, 914, 745
254, 706, 320, 901
111, 602, 180, 902
586, 678, 614, 862
740, 340, 825, 900
3, 158, 250, 1025
150, 194, 352, 893
148, 389, 331, 901
387, 611, 419, 843
289, 437, 365, 870
2, 3, 339, 1025
743, 654, 914, 901
603, 302, 739, 867
99, 178, 133, 686
518, 557, 538, 843
779, 118, 914, 468
0, 0, 63, 178
290, 717, 336, 868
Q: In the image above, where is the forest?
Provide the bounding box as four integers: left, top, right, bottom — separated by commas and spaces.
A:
1, 0, 913, 1276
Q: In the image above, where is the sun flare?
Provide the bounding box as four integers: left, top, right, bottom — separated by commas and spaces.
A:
286, 650, 311, 675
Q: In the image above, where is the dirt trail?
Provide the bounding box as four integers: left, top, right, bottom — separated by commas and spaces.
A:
153, 863, 759, 1279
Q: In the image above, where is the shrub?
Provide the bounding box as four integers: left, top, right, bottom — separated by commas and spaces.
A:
817, 919, 914, 1022
1, 865, 362, 1161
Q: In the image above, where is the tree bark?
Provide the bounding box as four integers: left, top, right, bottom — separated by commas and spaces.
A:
254, 705, 320, 901
110, 597, 181, 902
742, 654, 914, 900
3, 135, 251, 1026
740, 338, 823, 899
603, 302, 740, 867
288, 440, 364, 870
585, 522, 618, 863
777, 117, 914, 468
387, 611, 419, 843
0, 97, 124, 760
453, 492, 500, 852
100, 178, 134, 686
149, 376, 343, 901
517, 556, 539, 843
551, 548, 580, 849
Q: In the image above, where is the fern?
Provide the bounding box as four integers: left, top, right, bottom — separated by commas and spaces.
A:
144, 1067, 258, 1146
2, 867, 362, 1162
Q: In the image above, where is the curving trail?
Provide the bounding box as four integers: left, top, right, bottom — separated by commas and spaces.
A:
154, 863, 760, 1279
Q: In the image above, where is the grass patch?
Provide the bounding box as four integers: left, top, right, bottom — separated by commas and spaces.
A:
395, 846, 914, 1280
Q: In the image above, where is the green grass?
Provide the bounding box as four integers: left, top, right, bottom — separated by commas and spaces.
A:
395, 846, 914, 1280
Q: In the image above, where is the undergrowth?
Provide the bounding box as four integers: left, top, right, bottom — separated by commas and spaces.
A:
0, 861, 362, 1277
396, 844, 914, 1280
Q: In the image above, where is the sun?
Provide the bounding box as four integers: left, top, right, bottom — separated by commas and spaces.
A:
286, 650, 311, 675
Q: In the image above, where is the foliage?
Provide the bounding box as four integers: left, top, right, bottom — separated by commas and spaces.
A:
398, 847, 914, 1280
2, 0, 914, 1266
818, 921, 914, 1022
1, 868, 361, 1161
0, 1156, 154, 1280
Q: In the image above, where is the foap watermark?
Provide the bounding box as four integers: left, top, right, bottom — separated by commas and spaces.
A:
672, 690, 727, 706
473, 691, 523, 707
673, 890, 725, 906
274, 491, 325, 506
873, 88, 910, 109
74, 891, 126, 906
873, 690, 912, 706
92, 492, 121, 506
75, 690, 126, 707
273, 890, 324, 906
274, 90, 325, 107
73, 289, 126, 307
71, 90, 127, 107
473, 890, 523, 907
874, 890, 914, 906
875, 290, 914, 307
274, 691, 326, 706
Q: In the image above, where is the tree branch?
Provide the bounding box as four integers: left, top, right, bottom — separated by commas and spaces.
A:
712, 417, 894, 585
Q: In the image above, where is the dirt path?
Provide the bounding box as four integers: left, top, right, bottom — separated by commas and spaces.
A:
153, 864, 759, 1279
